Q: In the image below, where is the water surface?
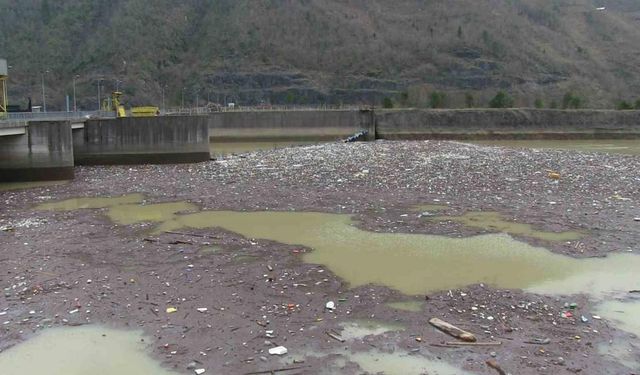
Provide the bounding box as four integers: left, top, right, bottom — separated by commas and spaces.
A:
0, 326, 176, 374
152, 210, 640, 296
432, 211, 584, 242
471, 139, 640, 155
36, 193, 144, 210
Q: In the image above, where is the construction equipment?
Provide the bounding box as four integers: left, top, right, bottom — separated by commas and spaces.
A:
131, 106, 160, 117
102, 90, 158, 118
102, 91, 126, 117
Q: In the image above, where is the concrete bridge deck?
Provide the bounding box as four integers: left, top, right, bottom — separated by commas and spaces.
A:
1, 108, 639, 182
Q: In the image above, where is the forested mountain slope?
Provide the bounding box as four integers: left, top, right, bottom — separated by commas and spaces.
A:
1, 0, 639, 109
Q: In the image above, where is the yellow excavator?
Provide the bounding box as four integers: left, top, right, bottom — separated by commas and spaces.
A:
102, 91, 159, 118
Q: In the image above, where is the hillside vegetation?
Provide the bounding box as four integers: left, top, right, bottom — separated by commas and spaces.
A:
1, 0, 640, 109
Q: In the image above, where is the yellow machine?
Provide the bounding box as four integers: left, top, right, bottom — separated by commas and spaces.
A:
131, 106, 159, 117
102, 91, 158, 118
102, 91, 127, 118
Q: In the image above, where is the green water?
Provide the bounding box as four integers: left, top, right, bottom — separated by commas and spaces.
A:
107, 202, 197, 225
152, 210, 640, 296
433, 211, 584, 242
35, 194, 144, 210
0, 326, 176, 374
471, 139, 640, 155
386, 301, 424, 312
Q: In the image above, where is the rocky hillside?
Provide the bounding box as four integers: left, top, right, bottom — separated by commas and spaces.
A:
1, 0, 640, 109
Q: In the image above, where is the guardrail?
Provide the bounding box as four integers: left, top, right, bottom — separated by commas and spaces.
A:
0, 105, 363, 125
0, 111, 115, 122
164, 104, 363, 115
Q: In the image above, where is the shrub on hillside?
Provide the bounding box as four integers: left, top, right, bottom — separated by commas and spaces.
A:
617, 100, 633, 110
534, 98, 544, 109
465, 93, 475, 108
489, 91, 514, 108
562, 92, 584, 109
430, 92, 447, 108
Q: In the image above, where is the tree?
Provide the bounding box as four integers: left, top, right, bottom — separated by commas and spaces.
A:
465, 93, 475, 108
457, 26, 463, 39
562, 92, 583, 109
617, 100, 633, 110
635, 99, 640, 109
489, 91, 514, 108
430, 91, 446, 108
382, 97, 394, 109
41, 0, 52, 24
534, 98, 544, 108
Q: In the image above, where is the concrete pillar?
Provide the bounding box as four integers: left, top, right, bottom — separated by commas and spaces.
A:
0, 121, 74, 182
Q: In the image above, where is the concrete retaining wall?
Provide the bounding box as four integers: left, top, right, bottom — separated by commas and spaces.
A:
0, 121, 74, 182
208, 110, 374, 141
74, 116, 210, 165
375, 109, 640, 140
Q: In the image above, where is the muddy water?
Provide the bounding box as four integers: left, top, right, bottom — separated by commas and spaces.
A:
345, 350, 472, 375
0, 180, 69, 192
596, 299, 640, 370
339, 319, 405, 340
35, 193, 144, 210
471, 139, 640, 155
433, 211, 584, 242
210, 141, 320, 156
153, 210, 640, 296
107, 202, 197, 225
386, 301, 424, 312
286, 348, 471, 375
0, 326, 176, 374
595, 299, 640, 336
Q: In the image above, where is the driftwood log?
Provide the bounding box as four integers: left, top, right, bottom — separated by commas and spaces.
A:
429, 318, 477, 342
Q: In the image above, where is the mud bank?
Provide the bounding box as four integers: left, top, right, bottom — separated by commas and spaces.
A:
0, 141, 638, 374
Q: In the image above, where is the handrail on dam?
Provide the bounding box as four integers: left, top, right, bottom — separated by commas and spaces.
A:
0, 110, 115, 128
0, 105, 361, 126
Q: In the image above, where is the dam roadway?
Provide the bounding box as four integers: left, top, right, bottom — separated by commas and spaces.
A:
1, 108, 639, 182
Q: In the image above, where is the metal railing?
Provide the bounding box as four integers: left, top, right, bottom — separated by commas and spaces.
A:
164, 104, 362, 115
0, 110, 114, 122
0, 104, 363, 125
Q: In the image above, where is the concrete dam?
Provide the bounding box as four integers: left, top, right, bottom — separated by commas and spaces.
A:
1, 108, 639, 182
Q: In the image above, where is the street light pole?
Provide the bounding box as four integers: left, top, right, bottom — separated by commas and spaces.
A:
97, 78, 103, 111
72, 75, 78, 112
161, 85, 165, 113
41, 70, 48, 112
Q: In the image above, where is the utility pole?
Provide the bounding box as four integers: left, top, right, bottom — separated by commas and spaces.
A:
161, 85, 165, 113
97, 78, 103, 111
181, 87, 185, 109
41, 70, 49, 112
72, 75, 79, 112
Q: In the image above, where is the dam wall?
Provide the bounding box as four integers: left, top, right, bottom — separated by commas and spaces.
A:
0, 121, 74, 182
208, 110, 375, 141
375, 109, 640, 140
73, 116, 210, 165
